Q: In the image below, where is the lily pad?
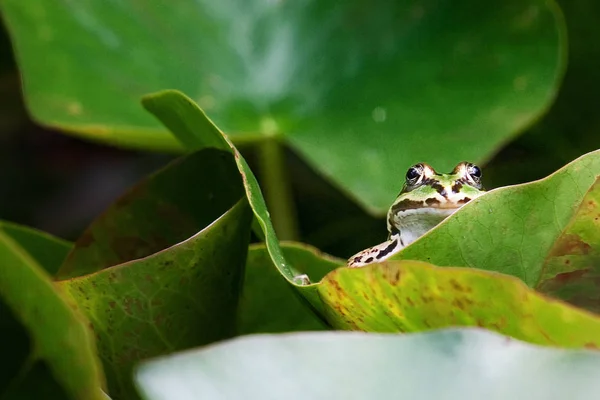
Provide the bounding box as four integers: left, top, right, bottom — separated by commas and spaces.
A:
135, 329, 600, 400
0, 229, 105, 399
1, 0, 565, 212
316, 259, 600, 347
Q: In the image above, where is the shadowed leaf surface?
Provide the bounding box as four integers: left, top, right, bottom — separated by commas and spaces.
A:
135, 329, 600, 400
315, 260, 600, 348
238, 242, 341, 334
2, 0, 565, 212
57, 148, 244, 279
57, 198, 253, 400
0, 231, 105, 400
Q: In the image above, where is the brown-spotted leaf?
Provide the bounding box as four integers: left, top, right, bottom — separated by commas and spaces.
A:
316, 260, 600, 348
57, 197, 253, 400
537, 179, 600, 310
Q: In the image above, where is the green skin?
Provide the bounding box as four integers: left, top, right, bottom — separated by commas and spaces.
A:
347, 162, 486, 268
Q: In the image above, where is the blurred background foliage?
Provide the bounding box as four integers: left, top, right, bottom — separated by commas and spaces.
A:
0, 0, 598, 263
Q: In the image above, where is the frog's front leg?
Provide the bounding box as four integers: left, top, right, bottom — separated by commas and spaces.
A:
347, 235, 404, 268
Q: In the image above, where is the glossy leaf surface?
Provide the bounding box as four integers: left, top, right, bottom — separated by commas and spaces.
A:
1, 0, 565, 212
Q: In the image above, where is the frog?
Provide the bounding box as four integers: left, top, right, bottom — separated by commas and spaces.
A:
347, 161, 486, 268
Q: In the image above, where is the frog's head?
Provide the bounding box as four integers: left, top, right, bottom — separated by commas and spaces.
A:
387, 161, 486, 238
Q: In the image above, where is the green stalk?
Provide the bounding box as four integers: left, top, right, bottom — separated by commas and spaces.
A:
256, 121, 299, 241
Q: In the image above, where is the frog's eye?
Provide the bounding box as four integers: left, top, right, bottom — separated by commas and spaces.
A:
468, 164, 482, 179
405, 164, 422, 183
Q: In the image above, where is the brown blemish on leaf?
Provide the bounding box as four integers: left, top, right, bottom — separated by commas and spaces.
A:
539, 329, 555, 344
452, 298, 465, 309
109, 301, 116, 309
449, 279, 465, 292
550, 234, 592, 257
555, 269, 590, 283
585, 342, 599, 349
76, 230, 95, 248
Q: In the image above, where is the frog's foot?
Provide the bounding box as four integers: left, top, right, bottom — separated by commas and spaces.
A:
347, 236, 404, 268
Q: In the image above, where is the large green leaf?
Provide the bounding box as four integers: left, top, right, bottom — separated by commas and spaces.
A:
1, 0, 565, 212
0, 230, 105, 400
135, 329, 600, 400
316, 260, 600, 347
390, 150, 600, 301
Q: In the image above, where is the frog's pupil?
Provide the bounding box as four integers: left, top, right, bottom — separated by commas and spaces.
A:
406, 167, 420, 181
469, 165, 482, 178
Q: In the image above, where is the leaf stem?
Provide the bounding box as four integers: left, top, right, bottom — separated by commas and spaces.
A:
257, 133, 299, 241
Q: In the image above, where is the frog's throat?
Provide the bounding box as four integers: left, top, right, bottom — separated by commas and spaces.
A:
391, 207, 457, 247
348, 207, 457, 268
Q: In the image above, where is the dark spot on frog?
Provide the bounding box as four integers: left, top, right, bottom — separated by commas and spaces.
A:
451, 182, 463, 193
376, 239, 398, 259
457, 197, 471, 205
365, 257, 374, 263
425, 198, 440, 206
391, 199, 424, 213
430, 181, 447, 197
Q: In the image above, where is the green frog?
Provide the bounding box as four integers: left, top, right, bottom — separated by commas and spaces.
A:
347, 161, 486, 268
